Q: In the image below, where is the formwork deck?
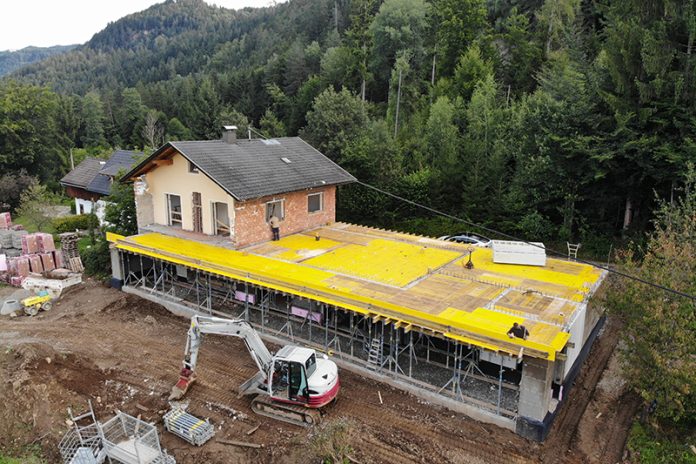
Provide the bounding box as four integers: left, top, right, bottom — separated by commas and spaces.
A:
108, 223, 604, 361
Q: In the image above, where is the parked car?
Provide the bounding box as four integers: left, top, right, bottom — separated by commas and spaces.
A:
437, 232, 492, 247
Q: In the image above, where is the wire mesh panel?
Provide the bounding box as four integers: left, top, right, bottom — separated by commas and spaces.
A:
100, 412, 175, 464
163, 408, 215, 446
58, 423, 101, 464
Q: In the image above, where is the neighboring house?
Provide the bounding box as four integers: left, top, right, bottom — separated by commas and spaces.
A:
121, 126, 356, 248
60, 150, 142, 223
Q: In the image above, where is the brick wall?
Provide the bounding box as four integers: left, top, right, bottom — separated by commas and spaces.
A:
234, 186, 336, 248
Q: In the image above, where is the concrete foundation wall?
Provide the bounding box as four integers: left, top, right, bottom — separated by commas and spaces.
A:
518, 357, 554, 422
234, 186, 336, 248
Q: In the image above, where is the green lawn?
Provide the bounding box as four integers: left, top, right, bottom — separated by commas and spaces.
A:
627, 421, 696, 464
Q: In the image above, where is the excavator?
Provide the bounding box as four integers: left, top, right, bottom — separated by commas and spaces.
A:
169, 315, 340, 426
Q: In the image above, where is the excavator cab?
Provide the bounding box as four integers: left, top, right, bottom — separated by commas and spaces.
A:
270, 355, 310, 403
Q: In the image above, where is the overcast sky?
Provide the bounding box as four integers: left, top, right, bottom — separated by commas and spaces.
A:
0, 0, 281, 51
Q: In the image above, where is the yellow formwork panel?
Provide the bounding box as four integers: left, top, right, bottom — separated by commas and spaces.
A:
110, 232, 574, 360
438, 307, 569, 354
270, 235, 342, 261
464, 248, 601, 297
302, 238, 462, 287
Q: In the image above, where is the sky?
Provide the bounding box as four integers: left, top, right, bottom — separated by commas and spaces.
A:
0, 0, 281, 51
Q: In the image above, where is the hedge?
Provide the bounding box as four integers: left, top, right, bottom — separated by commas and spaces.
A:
52, 214, 99, 233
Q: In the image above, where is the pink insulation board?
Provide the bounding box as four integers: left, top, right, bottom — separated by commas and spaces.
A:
53, 250, 65, 269
28, 254, 43, 273
22, 234, 40, 254
0, 212, 10, 229
10, 257, 30, 277
0, 254, 6, 272
36, 233, 56, 252
40, 253, 55, 272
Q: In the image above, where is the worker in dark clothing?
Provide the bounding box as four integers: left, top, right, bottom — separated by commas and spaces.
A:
507, 322, 529, 340
269, 215, 280, 241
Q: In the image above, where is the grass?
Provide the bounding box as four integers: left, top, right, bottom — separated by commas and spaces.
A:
10, 214, 56, 234
627, 421, 696, 464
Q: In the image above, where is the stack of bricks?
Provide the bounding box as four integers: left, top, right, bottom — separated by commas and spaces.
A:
0, 216, 70, 286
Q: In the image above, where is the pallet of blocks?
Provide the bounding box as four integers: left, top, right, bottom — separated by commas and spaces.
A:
59, 233, 82, 272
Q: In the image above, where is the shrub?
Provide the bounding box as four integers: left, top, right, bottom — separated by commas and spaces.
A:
81, 239, 111, 276
53, 214, 99, 233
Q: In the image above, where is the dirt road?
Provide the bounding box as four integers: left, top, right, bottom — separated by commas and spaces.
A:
0, 282, 637, 463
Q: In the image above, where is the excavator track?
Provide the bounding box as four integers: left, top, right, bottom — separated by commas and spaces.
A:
251, 395, 321, 427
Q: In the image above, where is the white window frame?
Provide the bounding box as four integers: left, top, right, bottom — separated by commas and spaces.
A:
166, 193, 183, 227
307, 192, 323, 213
265, 199, 285, 222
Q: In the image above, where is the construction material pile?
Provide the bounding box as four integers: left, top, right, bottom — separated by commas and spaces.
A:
0, 211, 69, 287
164, 408, 215, 446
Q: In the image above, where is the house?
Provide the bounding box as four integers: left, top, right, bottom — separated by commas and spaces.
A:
121, 126, 356, 248
60, 150, 142, 222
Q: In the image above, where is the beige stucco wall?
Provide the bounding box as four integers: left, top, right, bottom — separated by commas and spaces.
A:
145, 152, 235, 237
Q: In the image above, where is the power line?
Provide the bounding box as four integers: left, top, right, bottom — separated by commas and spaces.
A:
355, 180, 696, 302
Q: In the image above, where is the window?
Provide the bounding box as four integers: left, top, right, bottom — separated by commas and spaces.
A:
266, 200, 284, 222
166, 194, 182, 227
188, 161, 199, 173
307, 192, 323, 213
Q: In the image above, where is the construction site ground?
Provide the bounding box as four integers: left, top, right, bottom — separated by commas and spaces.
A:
0, 281, 638, 463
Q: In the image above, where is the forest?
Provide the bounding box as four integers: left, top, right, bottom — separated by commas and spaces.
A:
2, 0, 696, 255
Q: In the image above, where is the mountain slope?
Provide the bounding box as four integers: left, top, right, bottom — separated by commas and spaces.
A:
11, 0, 335, 94
0, 45, 76, 76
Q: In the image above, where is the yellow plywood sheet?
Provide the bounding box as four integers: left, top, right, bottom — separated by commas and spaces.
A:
302, 238, 462, 287
266, 235, 341, 262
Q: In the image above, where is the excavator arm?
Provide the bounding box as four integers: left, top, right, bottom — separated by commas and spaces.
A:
170, 315, 274, 400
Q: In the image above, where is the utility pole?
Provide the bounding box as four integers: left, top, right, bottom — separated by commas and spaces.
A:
394, 68, 402, 138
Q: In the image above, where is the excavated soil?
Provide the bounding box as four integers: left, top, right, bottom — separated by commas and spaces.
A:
0, 281, 638, 463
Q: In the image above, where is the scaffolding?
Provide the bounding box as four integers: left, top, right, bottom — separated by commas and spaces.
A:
117, 247, 523, 419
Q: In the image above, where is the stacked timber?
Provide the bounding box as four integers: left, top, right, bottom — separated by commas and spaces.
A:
59, 233, 82, 272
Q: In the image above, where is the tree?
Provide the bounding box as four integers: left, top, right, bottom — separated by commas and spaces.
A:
369, 0, 428, 94
104, 179, 138, 236
452, 44, 494, 101
0, 81, 66, 183
80, 91, 106, 148
536, 0, 580, 56
301, 87, 368, 162
16, 183, 61, 231
431, 0, 488, 76
259, 109, 286, 138
141, 109, 165, 148
604, 166, 696, 424
0, 171, 38, 212
118, 87, 147, 147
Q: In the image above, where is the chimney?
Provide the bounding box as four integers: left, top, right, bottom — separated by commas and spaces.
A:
222, 125, 238, 144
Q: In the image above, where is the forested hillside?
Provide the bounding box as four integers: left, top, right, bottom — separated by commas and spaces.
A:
0, 45, 76, 76
3, 0, 695, 250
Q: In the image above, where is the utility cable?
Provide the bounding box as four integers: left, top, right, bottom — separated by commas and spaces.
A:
355, 180, 696, 302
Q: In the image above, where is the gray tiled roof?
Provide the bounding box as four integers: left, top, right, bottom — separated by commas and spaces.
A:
60, 157, 103, 189
87, 150, 142, 195
127, 137, 356, 201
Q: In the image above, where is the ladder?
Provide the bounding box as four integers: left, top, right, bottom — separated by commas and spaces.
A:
367, 337, 383, 370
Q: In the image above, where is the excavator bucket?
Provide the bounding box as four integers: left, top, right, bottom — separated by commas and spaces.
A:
169, 369, 196, 401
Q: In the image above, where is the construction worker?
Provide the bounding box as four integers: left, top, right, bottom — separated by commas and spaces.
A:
507, 322, 529, 340
269, 215, 280, 241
